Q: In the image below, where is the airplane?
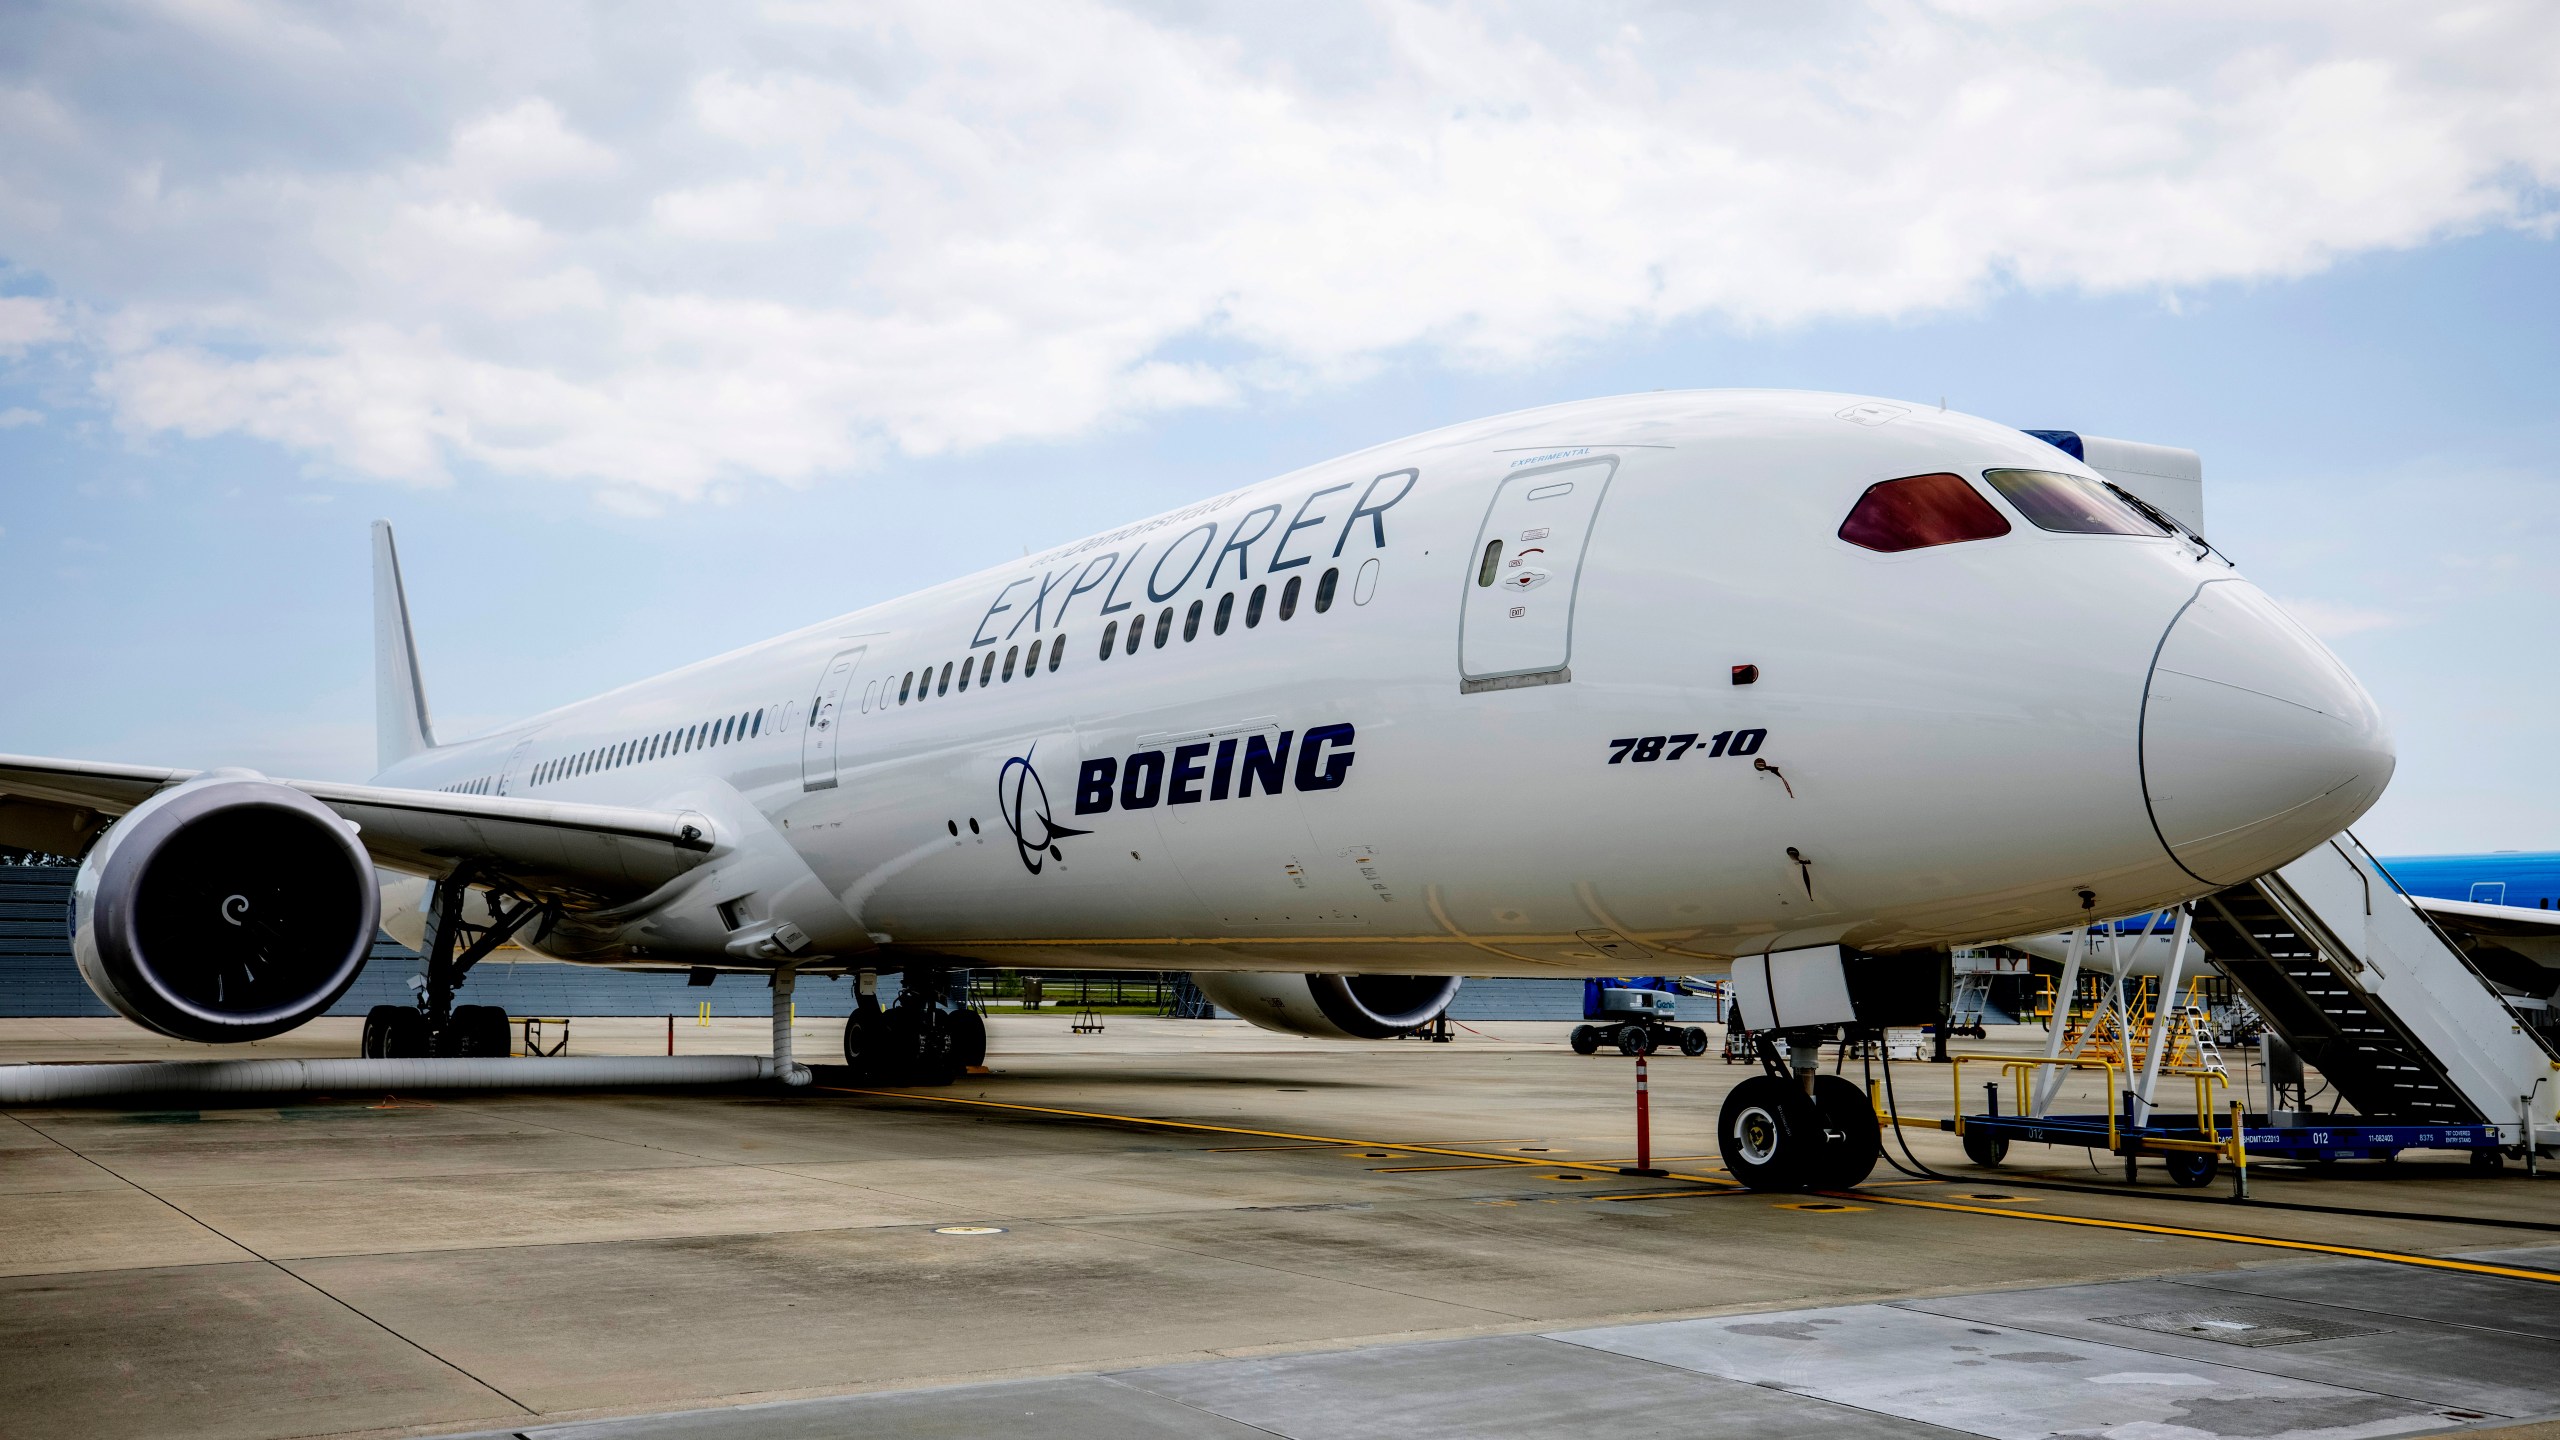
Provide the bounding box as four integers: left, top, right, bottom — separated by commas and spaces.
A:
2376, 851, 2560, 1014
0, 389, 2395, 1190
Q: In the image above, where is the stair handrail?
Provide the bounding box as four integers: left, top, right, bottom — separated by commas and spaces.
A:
2340, 830, 2560, 1064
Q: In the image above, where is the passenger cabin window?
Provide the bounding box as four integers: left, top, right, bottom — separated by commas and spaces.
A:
1214, 592, 1234, 634
1183, 600, 1202, 641
1838, 472, 2013, 553
1002, 645, 1018, 682
1125, 618, 1143, 655
1476, 539, 1504, 586
1279, 575, 1301, 620
1100, 621, 1119, 659
1315, 566, 1339, 613
979, 651, 996, 686
1154, 606, 1173, 648
1981, 468, 2163, 536
1247, 584, 1267, 627
1048, 636, 1064, 671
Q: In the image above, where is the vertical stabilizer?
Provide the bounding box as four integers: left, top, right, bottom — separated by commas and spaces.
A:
372, 521, 437, 773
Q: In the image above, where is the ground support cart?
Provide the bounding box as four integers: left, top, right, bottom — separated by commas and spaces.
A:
1571, 986, 1710, 1057
1897, 1054, 2512, 1197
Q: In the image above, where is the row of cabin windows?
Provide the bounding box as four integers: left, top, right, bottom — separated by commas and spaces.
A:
533, 708, 768, 787
887, 630, 1068, 709
440, 776, 497, 795
1101, 565, 1335, 660
874, 562, 1351, 713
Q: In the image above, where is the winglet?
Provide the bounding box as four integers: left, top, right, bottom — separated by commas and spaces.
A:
372, 521, 437, 774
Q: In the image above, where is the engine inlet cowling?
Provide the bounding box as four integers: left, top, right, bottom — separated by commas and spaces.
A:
1189, 972, 1461, 1040
73, 773, 379, 1042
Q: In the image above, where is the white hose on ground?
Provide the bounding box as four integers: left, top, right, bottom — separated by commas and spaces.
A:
0, 1055, 777, 1104
771, 965, 811, 1087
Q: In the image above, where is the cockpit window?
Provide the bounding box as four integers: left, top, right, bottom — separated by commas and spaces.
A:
1981, 468, 2164, 536
1838, 472, 2012, 553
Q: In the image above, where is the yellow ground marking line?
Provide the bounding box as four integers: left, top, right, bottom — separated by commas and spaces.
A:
1838, 1190, 2560, 1285
827, 1087, 2560, 1285
1369, 1162, 1535, 1173
823, 1088, 1735, 1184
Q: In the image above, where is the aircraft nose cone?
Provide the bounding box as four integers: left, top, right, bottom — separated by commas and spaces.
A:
2141, 581, 2394, 886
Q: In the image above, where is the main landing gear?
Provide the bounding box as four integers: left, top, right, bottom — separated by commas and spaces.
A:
361, 866, 545, 1060
842, 968, 986, 1086
1715, 1032, 1881, 1191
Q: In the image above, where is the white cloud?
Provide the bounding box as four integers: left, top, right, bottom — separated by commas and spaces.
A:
0, 2, 2555, 503
0, 406, 39, 427
0, 297, 64, 354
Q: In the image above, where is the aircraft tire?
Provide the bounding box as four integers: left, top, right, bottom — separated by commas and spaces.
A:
1570, 1025, 1600, 1055
1718, 1076, 1815, 1192
951, 1007, 987, 1069
361, 1005, 412, 1058
1680, 1026, 1710, 1057
1806, 1074, 1880, 1190
843, 1008, 891, 1079
437, 1005, 510, 1058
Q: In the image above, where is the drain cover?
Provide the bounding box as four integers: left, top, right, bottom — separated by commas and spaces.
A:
2092, 1308, 2385, 1348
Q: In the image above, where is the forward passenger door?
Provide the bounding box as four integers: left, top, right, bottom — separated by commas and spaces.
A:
1459, 457, 1616, 690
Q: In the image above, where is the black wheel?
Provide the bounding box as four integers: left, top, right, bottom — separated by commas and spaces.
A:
951, 1007, 987, 1069
2163, 1151, 2219, 1188
365, 1006, 428, 1058
916, 1010, 963, 1086
1807, 1074, 1881, 1190
439, 1004, 509, 1058
2472, 1147, 2507, 1170
1961, 1129, 2010, 1167
1680, 1026, 1710, 1058
843, 1008, 888, 1077
1618, 1026, 1653, 1056
361, 1005, 409, 1058
1570, 1025, 1600, 1055
1718, 1075, 1815, 1191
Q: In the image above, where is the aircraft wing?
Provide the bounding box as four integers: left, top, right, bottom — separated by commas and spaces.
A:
0, 753, 716, 905
2409, 893, 2560, 970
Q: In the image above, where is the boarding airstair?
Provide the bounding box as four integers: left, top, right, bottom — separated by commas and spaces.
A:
2193, 833, 2560, 1149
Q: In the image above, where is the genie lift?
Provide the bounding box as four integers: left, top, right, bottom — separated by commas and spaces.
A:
1571, 977, 1713, 1057
1945, 833, 2560, 1188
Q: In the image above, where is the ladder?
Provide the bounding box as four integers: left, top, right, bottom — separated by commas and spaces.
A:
2188, 834, 2559, 1144
2192, 881, 2474, 1122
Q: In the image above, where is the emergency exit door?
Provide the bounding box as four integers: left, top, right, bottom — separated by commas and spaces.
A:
1459, 458, 1615, 687
800, 646, 867, 791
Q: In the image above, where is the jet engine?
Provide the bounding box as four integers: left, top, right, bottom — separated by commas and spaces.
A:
72, 772, 379, 1042
1191, 972, 1460, 1039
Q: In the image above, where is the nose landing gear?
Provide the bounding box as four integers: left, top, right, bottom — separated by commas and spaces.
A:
1715, 1033, 1883, 1191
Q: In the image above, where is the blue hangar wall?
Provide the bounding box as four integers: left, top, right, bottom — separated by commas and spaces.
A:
0, 863, 1585, 1021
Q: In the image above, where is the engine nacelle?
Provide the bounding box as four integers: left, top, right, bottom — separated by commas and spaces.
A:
1191, 972, 1460, 1039
73, 772, 379, 1042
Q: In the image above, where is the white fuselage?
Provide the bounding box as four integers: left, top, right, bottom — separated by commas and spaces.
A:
374, 390, 2390, 979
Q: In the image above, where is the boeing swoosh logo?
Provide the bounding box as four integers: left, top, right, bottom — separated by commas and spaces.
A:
997, 743, 1092, 875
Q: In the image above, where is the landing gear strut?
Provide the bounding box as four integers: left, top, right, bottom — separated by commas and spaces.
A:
1715, 1031, 1881, 1192
842, 968, 984, 1086
361, 865, 545, 1059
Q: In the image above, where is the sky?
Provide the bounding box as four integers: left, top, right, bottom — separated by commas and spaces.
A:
0, 1, 2555, 854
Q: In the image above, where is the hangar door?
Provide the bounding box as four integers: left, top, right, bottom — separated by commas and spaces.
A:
1458, 458, 1615, 688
